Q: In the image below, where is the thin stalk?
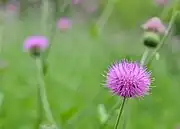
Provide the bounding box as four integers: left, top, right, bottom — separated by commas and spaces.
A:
35, 85, 43, 129
96, 0, 116, 33
0, 92, 4, 129
0, 25, 4, 54
42, 0, 70, 75
43, 0, 58, 60
145, 0, 180, 65
41, 0, 49, 34
121, 99, 130, 129
40, 0, 49, 75
114, 98, 126, 129
140, 48, 149, 65
121, 106, 128, 129
146, 11, 180, 65
35, 58, 59, 129
45, 0, 70, 57
0, 15, 5, 129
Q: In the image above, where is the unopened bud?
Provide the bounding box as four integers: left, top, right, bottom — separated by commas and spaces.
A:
143, 32, 160, 48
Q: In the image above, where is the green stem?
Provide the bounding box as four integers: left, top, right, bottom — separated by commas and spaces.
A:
122, 102, 128, 129
35, 85, 43, 129
41, 0, 49, 34
96, 0, 116, 33
140, 48, 149, 65
114, 98, 126, 129
146, 11, 180, 65
42, 0, 70, 75
35, 58, 59, 129
0, 92, 4, 129
0, 25, 4, 54
0, 17, 5, 129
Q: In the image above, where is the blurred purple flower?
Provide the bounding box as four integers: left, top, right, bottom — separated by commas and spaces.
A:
105, 60, 151, 98
155, 0, 168, 6
24, 36, 48, 55
6, 4, 17, 11
56, 17, 72, 31
142, 17, 166, 34
72, 0, 80, 4
86, 6, 97, 13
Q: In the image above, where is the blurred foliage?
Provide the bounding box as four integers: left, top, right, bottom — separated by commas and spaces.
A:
96, 0, 159, 29
164, 3, 180, 35
16, 0, 159, 29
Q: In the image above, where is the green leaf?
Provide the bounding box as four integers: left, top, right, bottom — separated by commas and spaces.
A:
97, 104, 108, 124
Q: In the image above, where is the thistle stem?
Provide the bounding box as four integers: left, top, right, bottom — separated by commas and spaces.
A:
0, 25, 4, 55
140, 48, 149, 65
44, 0, 70, 58
42, 0, 69, 75
146, 11, 180, 65
96, 0, 116, 33
0, 14, 5, 129
35, 58, 59, 129
114, 97, 126, 129
40, 0, 49, 76
41, 0, 49, 34
35, 85, 43, 129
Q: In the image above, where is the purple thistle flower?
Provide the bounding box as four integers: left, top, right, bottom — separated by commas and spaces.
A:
105, 60, 151, 98
24, 36, 48, 56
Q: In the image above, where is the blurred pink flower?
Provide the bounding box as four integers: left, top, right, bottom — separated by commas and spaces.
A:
6, 4, 17, 11
155, 0, 168, 6
56, 17, 72, 31
24, 36, 48, 53
72, 0, 80, 4
142, 17, 166, 34
86, 6, 97, 13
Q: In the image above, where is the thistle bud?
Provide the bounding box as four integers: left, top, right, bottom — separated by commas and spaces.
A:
143, 32, 160, 48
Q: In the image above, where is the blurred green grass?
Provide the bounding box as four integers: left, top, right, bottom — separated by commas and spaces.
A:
0, 17, 180, 129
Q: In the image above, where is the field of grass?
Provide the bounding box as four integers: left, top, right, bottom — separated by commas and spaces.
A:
0, 16, 180, 129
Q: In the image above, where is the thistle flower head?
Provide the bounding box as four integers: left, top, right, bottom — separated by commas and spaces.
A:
56, 17, 71, 31
24, 36, 48, 57
105, 60, 151, 98
142, 17, 166, 34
